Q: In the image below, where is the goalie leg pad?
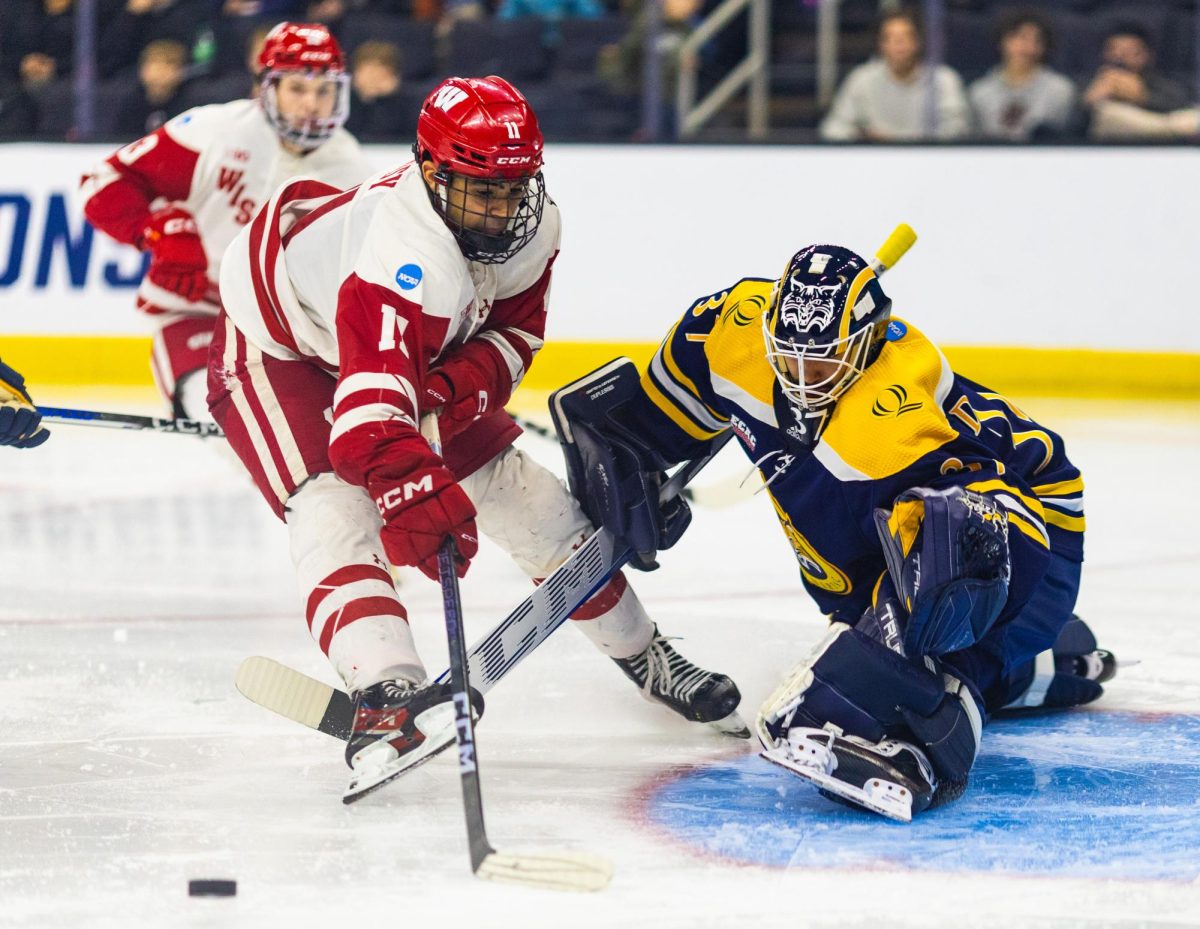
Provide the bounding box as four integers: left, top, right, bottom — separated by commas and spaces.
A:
757, 625, 984, 786
875, 485, 1011, 657
756, 625, 946, 748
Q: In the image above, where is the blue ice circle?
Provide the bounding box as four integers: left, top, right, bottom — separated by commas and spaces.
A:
644, 711, 1200, 880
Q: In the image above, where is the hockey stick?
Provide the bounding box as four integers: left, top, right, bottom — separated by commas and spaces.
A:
38, 406, 225, 439
424, 415, 614, 891
236, 432, 732, 741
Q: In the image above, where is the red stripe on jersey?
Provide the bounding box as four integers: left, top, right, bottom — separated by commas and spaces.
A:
319, 597, 408, 653
332, 385, 418, 424
81, 127, 200, 244
246, 200, 297, 352
306, 563, 395, 628
282, 184, 358, 248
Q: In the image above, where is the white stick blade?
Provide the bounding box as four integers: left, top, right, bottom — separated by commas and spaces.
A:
475, 851, 613, 893
236, 657, 334, 730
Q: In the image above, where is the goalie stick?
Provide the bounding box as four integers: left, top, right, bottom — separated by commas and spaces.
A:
236, 431, 732, 743
38, 406, 224, 439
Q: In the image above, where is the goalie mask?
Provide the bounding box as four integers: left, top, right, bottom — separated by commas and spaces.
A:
257, 22, 350, 153
415, 76, 546, 264
763, 245, 892, 438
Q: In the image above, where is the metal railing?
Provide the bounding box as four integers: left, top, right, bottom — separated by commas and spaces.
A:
675, 0, 770, 140
816, 0, 842, 109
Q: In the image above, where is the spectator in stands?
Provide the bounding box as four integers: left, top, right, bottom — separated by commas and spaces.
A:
13, 0, 78, 87
498, 0, 605, 46
101, 0, 212, 82
115, 39, 189, 137
0, 74, 38, 137
1083, 21, 1197, 139
969, 9, 1075, 142
819, 8, 970, 142
598, 0, 701, 114
345, 40, 408, 141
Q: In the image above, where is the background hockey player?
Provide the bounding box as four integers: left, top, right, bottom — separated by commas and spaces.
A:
208, 75, 745, 794
80, 22, 373, 423
551, 229, 1116, 821
1, 359, 49, 449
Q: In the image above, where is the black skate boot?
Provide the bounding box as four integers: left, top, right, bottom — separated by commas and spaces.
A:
613, 626, 749, 738
343, 679, 483, 801
761, 724, 950, 823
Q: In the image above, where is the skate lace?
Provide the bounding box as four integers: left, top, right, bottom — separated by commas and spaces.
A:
637, 636, 713, 705
376, 680, 416, 702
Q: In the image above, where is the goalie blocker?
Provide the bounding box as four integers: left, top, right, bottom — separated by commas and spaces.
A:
550, 358, 695, 571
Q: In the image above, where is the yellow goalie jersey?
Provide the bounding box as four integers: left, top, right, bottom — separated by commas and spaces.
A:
620, 278, 1085, 629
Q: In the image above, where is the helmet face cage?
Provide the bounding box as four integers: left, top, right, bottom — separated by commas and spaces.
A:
260, 70, 350, 152
763, 246, 892, 413
426, 166, 546, 264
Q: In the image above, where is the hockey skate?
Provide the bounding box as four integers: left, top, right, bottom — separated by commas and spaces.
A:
343, 679, 482, 803
614, 627, 750, 738
761, 724, 943, 823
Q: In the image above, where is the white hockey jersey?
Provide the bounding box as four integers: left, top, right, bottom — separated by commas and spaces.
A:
82, 98, 374, 316
219, 161, 561, 484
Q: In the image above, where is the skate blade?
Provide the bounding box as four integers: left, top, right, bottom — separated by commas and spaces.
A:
707, 709, 751, 739
760, 747, 913, 823
476, 851, 613, 893
343, 730, 455, 804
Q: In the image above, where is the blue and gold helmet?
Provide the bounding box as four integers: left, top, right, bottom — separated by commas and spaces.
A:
763, 244, 893, 416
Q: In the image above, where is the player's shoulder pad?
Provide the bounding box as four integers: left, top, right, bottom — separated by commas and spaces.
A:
699, 277, 777, 419
163, 99, 256, 149
495, 198, 561, 300
815, 318, 959, 482
354, 186, 472, 318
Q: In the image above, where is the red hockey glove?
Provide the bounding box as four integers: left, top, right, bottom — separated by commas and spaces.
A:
423, 369, 490, 441
140, 207, 209, 302
371, 457, 479, 581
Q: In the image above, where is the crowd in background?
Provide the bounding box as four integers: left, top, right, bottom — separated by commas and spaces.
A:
0, 0, 1196, 142
821, 8, 1199, 141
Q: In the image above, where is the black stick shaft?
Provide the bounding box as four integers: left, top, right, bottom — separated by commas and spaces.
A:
436, 536, 495, 872
38, 406, 224, 439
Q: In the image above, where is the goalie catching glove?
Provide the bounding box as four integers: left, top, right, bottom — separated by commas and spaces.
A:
874, 484, 1011, 658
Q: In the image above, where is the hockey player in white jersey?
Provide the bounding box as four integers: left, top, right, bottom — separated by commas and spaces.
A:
209, 76, 746, 790
81, 22, 373, 421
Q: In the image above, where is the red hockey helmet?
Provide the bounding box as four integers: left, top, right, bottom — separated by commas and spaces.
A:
414, 76, 546, 263
256, 22, 346, 75
256, 23, 350, 152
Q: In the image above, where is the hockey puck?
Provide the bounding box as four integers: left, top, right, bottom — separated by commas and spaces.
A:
188, 879, 237, 897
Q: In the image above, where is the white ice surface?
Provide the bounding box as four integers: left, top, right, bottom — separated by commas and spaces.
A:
1, 393, 1198, 928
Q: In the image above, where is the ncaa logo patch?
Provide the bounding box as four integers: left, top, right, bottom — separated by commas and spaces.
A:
395, 263, 423, 290
886, 320, 908, 341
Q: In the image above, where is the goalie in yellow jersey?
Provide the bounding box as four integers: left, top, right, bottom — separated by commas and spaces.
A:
549, 229, 1118, 822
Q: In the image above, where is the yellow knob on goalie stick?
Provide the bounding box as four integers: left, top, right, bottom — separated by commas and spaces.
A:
871, 223, 918, 275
